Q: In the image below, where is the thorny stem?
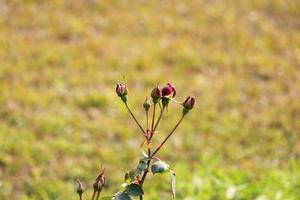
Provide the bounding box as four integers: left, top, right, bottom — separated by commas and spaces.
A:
139, 146, 152, 200
135, 97, 185, 200
152, 114, 185, 157
125, 103, 146, 137
140, 114, 185, 200
140, 157, 151, 186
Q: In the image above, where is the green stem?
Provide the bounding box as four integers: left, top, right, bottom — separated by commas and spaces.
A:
95, 189, 101, 200
146, 110, 149, 132
139, 109, 185, 199
91, 191, 96, 200
152, 114, 185, 157
152, 106, 165, 135
139, 146, 151, 200
125, 103, 146, 136
151, 103, 157, 132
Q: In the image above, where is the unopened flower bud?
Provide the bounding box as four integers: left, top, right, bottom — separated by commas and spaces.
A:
161, 83, 176, 98
94, 170, 107, 192
143, 98, 151, 111
99, 173, 107, 188
183, 96, 195, 114
161, 83, 176, 107
151, 86, 161, 103
116, 83, 128, 103
76, 179, 84, 197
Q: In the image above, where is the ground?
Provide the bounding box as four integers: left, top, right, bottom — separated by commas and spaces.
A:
0, 0, 300, 199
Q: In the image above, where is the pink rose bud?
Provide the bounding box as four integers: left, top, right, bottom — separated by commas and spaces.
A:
116, 83, 128, 103
116, 83, 127, 97
161, 83, 176, 98
151, 86, 161, 103
183, 96, 195, 114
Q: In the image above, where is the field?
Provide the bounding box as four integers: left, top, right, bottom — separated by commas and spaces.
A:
0, 0, 300, 199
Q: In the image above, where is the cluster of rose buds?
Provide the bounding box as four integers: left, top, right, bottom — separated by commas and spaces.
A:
116, 82, 195, 115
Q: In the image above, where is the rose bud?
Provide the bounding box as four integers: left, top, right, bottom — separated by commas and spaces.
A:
143, 98, 151, 112
183, 96, 195, 114
161, 83, 176, 98
76, 178, 84, 197
151, 86, 161, 103
116, 83, 128, 103
116, 83, 127, 97
161, 83, 176, 107
99, 173, 107, 188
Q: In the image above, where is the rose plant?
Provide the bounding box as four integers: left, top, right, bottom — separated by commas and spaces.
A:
76, 83, 195, 200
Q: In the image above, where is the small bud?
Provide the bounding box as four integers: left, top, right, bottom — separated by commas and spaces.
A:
76, 179, 84, 197
116, 83, 127, 96
116, 83, 128, 103
161, 83, 176, 98
151, 86, 161, 103
183, 96, 195, 114
99, 173, 107, 188
94, 170, 107, 192
143, 98, 151, 111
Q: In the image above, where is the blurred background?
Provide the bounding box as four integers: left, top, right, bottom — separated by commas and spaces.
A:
0, 0, 300, 199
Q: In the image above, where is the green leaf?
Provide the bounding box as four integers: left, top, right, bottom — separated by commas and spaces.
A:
137, 158, 148, 172
113, 192, 132, 200
127, 158, 149, 182
170, 170, 176, 199
128, 170, 137, 180
151, 160, 169, 174
101, 196, 113, 200
125, 183, 144, 196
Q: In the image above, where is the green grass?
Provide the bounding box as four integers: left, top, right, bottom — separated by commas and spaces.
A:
0, 0, 300, 199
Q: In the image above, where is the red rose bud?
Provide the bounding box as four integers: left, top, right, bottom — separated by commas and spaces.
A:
161, 83, 176, 107
116, 83, 128, 103
183, 96, 195, 114
167, 83, 176, 97
161, 83, 176, 98
151, 86, 161, 103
